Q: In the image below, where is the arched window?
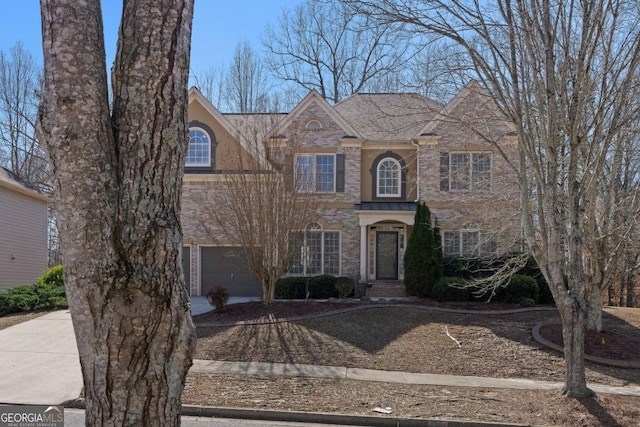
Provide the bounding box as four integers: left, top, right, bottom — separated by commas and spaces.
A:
377, 157, 401, 197
186, 127, 211, 167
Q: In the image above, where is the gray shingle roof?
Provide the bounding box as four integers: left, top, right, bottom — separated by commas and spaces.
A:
0, 166, 48, 200
334, 93, 443, 141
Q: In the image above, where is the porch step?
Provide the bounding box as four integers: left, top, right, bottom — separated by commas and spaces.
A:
366, 281, 407, 298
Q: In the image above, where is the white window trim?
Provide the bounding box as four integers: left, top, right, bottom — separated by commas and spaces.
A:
448, 151, 492, 192
186, 127, 211, 167
443, 225, 498, 258
294, 153, 336, 194
376, 157, 402, 197
289, 223, 341, 276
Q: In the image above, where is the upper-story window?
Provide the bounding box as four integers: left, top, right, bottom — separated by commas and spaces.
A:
371, 152, 406, 199
186, 127, 211, 167
440, 152, 491, 191
377, 157, 401, 197
295, 154, 336, 193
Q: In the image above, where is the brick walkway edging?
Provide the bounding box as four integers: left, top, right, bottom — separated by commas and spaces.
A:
532, 320, 640, 369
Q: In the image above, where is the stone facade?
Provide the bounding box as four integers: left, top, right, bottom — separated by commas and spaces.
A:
182, 84, 522, 296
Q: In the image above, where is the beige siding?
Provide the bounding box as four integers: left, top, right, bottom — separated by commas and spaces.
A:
0, 188, 49, 290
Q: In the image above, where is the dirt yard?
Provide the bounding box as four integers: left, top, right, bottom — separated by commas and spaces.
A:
188, 300, 640, 426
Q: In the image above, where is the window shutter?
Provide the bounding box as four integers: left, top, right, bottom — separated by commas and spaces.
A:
440, 152, 449, 191
336, 154, 346, 193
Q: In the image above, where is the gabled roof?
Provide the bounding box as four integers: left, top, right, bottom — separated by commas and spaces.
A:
273, 90, 361, 139
188, 87, 272, 169
417, 81, 515, 136
335, 93, 442, 141
0, 166, 50, 202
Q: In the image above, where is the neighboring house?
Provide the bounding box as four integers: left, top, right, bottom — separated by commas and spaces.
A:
0, 167, 50, 291
182, 82, 522, 297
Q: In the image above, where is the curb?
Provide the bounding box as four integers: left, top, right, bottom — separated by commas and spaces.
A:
532, 321, 640, 369
194, 303, 558, 327
66, 399, 529, 427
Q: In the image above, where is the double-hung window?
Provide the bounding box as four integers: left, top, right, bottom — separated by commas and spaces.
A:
288, 223, 340, 275
186, 128, 211, 167
441, 152, 491, 191
295, 154, 336, 193
443, 225, 497, 258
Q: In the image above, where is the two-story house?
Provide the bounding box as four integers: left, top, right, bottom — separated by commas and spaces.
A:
181, 82, 522, 298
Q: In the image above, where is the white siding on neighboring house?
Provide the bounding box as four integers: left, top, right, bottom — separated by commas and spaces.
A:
0, 171, 49, 291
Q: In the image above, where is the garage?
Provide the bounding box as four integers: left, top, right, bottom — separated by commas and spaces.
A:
200, 246, 262, 297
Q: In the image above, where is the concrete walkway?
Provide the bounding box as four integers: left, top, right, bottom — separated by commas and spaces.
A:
2, 304, 640, 408
0, 310, 83, 405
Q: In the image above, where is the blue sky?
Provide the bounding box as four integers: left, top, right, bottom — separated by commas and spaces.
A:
0, 1, 300, 81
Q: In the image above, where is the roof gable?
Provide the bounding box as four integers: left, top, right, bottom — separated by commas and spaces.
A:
273, 90, 361, 139
418, 81, 515, 136
188, 87, 272, 169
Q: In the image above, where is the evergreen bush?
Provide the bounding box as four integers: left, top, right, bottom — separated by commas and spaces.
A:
335, 276, 355, 298
502, 274, 539, 303
404, 203, 443, 297
275, 275, 338, 299
0, 266, 68, 316
432, 277, 471, 302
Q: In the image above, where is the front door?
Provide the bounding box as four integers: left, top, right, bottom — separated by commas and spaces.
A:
376, 231, 398, 280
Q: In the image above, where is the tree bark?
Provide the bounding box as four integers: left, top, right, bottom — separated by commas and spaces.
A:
558, 296, 593, 397
39, 1, 196, 425
586, 287, 604, 332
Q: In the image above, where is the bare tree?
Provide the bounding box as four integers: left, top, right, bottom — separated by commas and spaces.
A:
0, 42, 48, 188
344, 0, 640, 398
585, 122, 640, 329
192, 63, 226, 110
199, 115, 320, 304
263, 0, 420, 103
224, 42, 271, 113
38, 1, 196, 425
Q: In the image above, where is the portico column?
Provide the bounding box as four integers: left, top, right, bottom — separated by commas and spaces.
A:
360, 224, 367, 281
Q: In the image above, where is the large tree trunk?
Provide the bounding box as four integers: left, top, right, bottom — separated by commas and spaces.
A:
558, 297, 593, 397
586, 287, 604, 332
39, 1, 196, 425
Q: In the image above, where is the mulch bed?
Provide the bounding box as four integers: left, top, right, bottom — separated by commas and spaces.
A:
193, 299, 640, 363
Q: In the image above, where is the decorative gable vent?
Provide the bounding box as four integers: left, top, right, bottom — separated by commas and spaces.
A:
306, 119, 323, 130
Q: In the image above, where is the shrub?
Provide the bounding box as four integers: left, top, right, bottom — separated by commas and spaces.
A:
432, 277, 471, 302
37, 265, 64, 287
206, 286, 229, 313
335, 276, 355, 299
275, 275, 338, 299
0, 265, 68, 316
519, 297, 536, 307
502, 274, 539, 304
0, 280, 68, 317
404, 203, 443, 298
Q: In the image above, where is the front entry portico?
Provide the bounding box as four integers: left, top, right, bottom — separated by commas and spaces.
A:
355, 202, 416, 282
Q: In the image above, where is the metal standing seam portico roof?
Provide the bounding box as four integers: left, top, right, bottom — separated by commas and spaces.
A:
354, 201, 417, 211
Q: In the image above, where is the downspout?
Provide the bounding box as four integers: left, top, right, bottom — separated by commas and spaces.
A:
411, 139, 420, 203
